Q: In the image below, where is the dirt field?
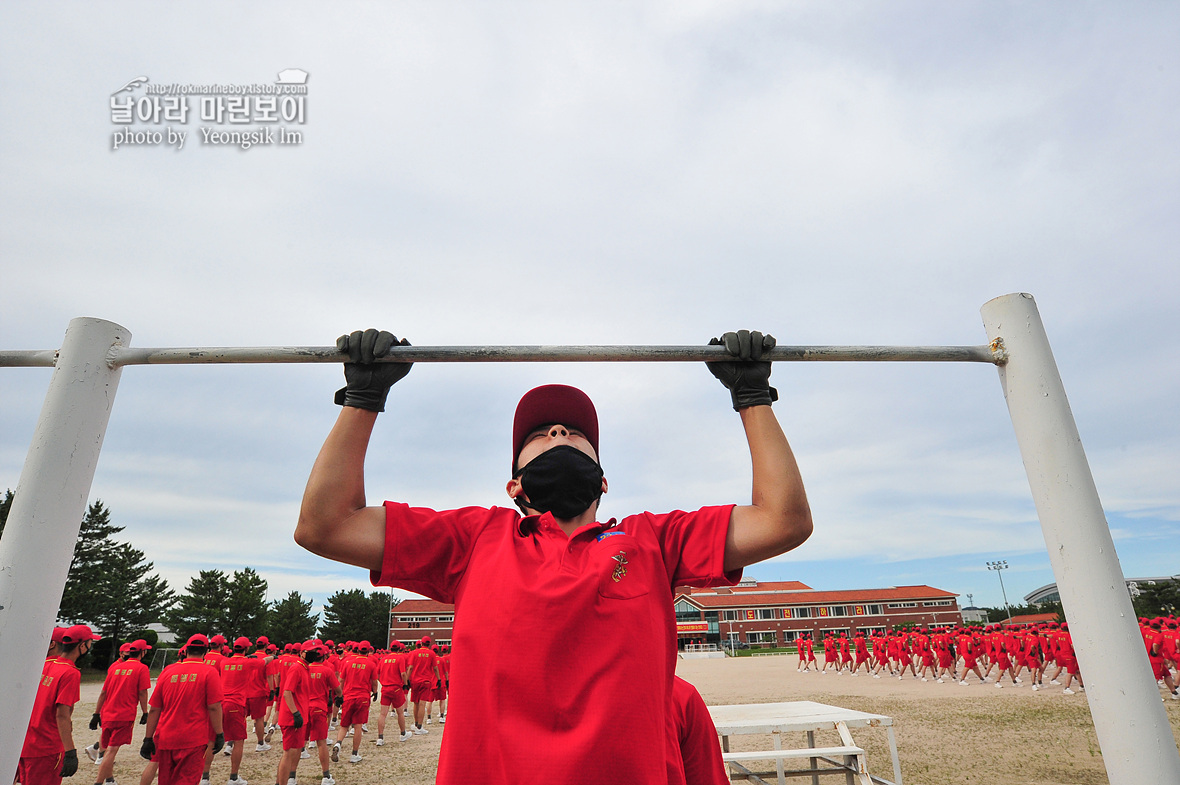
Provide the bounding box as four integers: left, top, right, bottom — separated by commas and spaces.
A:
69, 655, 1180, 785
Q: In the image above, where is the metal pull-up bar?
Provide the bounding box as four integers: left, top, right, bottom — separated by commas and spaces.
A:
0, 295, 1176, 785
0, 342, 1005, 368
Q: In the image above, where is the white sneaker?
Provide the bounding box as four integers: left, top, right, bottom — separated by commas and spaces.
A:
1014, 677, 1022, 684
1063, 688, 1075, 695
361, 724, 368, 732
287, 776, 295, 785
201, 777, 210, 785
349, 754, 362, 764
223, 743, 233, 757
300, 750, 310, 759
375, 738, 385, 747
959, 680, 968, 686
1032, 684, 1039, 691
438, 716, 445, 724
96, 756, 104, 766
86, 744, 100, 763
936, 678, 943, 683
346, 728, 353, 737
1171, 691, 1179, 701
996, 683, 1003, 689
228, 778, 247, 785
398, 731, 412, 742
921, 677, 927, 682
255, 743, 271, 752
321, 778, 335, 785
331, 743, 340, 762
426, 718, 432, 724
413, 726, 428, 735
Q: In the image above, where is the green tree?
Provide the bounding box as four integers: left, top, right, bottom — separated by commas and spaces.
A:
1132, 579, 1180, 619
86, 542, 175, 665
0, 488, 13, 537
58, 500, 122, 625
267, 591, 319, 644
222, 568, 270, 640
319, 589, 397, 647
166, 570, 230, 641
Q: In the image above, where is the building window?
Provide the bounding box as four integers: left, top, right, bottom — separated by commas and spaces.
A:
924, 600, 953, 607
789, 607, 810, 618
754, 608, 776, 620
436, 616, 454, 622
867, 605, 883, 615
829, 606, 848, 617
747, 631, 778, 645
722, 610, 743, 621
397, 616, 432, 623
676, 601, 702, 621
887, 602, 918, 609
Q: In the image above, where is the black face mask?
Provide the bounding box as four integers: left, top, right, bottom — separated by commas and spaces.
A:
516, 445, 604, 520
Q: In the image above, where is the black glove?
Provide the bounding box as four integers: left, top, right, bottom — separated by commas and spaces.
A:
291, 711, 303, 729
140, 711, 148, 725
89, 713, 101, 730
707, 330, 778, 411
371, 692, 377, 703
334, 329, 412, 412
212, 733, 225, 754
335, 696, 344, 707
270, 688, 278, 700
140, 737, 156, 760
60, 749, 78, 777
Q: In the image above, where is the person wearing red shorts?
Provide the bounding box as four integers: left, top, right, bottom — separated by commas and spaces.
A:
405, 638, 442, 734
307, 643, 341, 785
141, 634, 225, 785
295, 329, 812, 784
331, 643, 376, 762
219, 637, 258, 783
851, 632, 870, 676
1146, 620, 1180, 700
374, 643, 410, 744
275, 643, 314, 785
957, 630, 986, 685
19, 624, 96, 785
89, 638, 151, 785
244, 638, 272, 752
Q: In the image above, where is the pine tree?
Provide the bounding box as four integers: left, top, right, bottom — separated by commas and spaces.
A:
0, 488, 13, 537
319, 589, 398, 647
88, 543, 175, 664
166, 570, 230, 641
266, 591, 319, 644
58, 501, 125, 625
222, 568, 270, 640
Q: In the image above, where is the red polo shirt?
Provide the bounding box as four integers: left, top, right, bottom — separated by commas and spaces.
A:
308, 663, 340, 712
220, 655, 254, 706
277, 660, 311, 724
99, 658, 151, 723
407, 647, 439, 687
339, 654, 376, 700
149, 658, 223, 750
371, 502, 738, 785
22, 657, 82, 757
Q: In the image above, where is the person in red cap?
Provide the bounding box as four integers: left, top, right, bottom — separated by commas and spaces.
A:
296, 328, 812, 784
141, 634, 224, 785
274, 642, 316, 785
306, 641, 341, 785
373, 643, 410, 745
19, 625, 96, 785
218, 636, 269, 781
245, 638, 272, 752
404, 638, 442, 735
85, 638, 151, 785
330, 641, 376, 763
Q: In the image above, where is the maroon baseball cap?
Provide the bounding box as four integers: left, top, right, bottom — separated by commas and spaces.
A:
512, 385, 599, 470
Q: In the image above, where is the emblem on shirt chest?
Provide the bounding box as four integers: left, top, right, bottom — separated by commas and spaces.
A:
610, 551, 628, 582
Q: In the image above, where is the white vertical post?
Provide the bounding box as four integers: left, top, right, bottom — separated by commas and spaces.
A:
981, 293, 1180, 785
0, 318, 129, 783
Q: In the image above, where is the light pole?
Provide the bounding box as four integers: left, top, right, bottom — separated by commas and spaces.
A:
986, 561, 1012, 621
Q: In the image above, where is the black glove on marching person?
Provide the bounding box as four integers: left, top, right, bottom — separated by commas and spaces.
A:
335, 695, 344, 707
89, 713, 101, 730
212, 733, 225, 754
707, 330, 779, 411
60, 749, 78, 777
334, 329, 413, 412
140, 711, 148, 725
291, 711, 304, 729
140, 737, 156, 760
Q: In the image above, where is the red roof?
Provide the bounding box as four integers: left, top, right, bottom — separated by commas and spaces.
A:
393, 599, 455, 614
676, 584, 957, 609
1001, 613, 1058, 626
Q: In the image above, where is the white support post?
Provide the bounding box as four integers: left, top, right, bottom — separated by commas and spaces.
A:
981, 293, 1180, 785
0, 318, 129, 783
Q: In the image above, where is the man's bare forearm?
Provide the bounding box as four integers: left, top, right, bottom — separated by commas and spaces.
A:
295, 407, 386, 571
723, 405, 812, 572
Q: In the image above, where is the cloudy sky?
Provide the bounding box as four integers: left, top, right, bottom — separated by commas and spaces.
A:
2, 2, 1177, 626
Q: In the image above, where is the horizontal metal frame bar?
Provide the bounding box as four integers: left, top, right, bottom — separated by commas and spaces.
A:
0, 343, 1005, 368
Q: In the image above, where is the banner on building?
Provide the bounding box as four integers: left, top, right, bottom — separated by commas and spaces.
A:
677, 622, 708, 633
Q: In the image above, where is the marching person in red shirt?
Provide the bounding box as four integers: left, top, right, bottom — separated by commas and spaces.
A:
306, 642, 341, 785
19, 624, 96, 785
88, 639, 151, 785
245, 637, 272, 752
405, 637, 442, 734
295, 329, 812, 785
330, 643, 377, 763
218, 637, 261, 783
275, 642, 315, 785
141, 634, 225, 785
374, 643, 410, 745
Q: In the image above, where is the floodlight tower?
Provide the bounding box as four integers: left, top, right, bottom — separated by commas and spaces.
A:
986, 561, 1012, 621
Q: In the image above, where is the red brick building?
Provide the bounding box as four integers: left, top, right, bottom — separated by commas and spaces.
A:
387, 579, 962, 650
674, 580, 962, 650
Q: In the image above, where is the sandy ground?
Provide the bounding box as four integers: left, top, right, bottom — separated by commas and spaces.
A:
68, 656, 1180, 785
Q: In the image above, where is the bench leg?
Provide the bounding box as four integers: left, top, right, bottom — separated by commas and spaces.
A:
807, 731, 819, 785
